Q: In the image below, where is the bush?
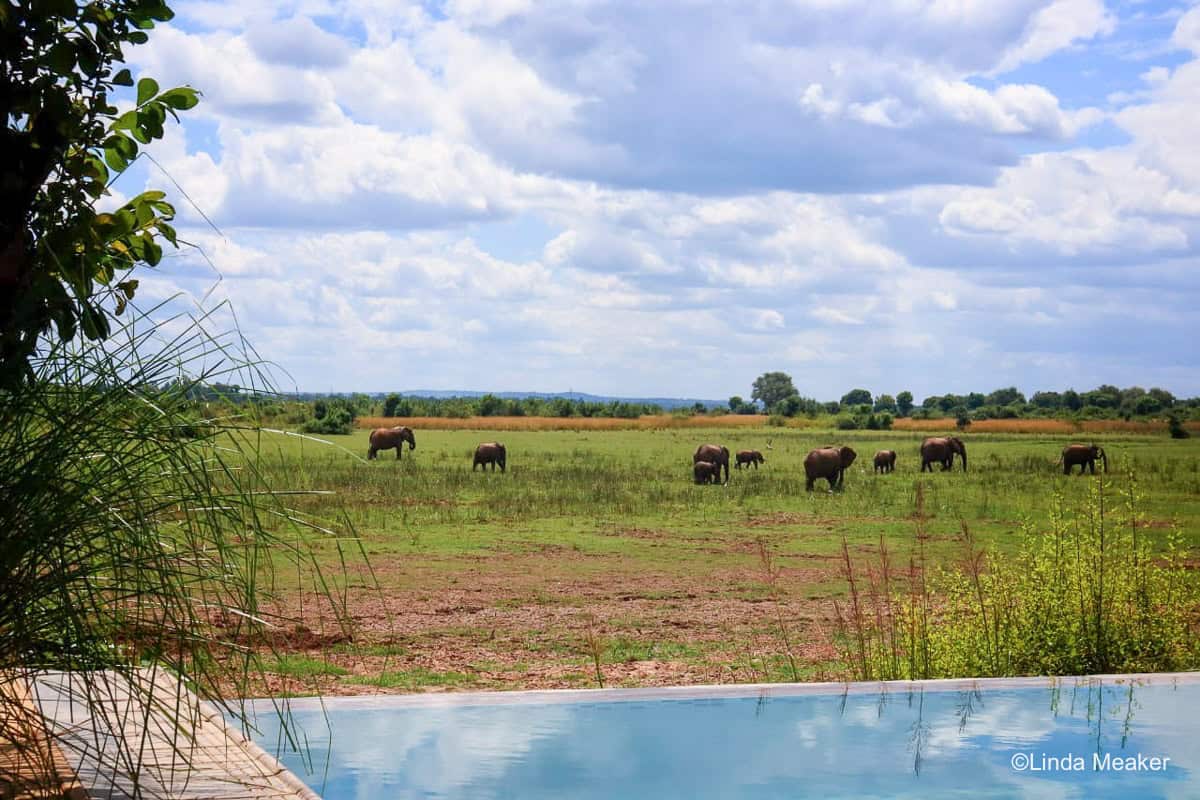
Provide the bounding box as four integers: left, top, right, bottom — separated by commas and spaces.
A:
835, 415, 859, 430
300, 407, 353, 435
834, 479, 1200, 681
766, 414, 788, 427
1168, 414, 1191, 439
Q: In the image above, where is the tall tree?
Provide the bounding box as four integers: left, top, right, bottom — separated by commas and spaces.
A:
896, 391, 914, 417
1, 0, 199, 386
751, 371, 798, 411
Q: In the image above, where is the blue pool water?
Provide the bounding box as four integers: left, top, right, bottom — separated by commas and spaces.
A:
242, 676, 1200, 799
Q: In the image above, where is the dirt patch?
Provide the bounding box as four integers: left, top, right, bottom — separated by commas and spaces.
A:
235, 552, 844, 697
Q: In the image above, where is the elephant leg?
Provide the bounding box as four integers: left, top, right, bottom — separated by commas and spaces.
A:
368, 448, 376, 460
396, 447, 402, 460
806, 476, 814, 491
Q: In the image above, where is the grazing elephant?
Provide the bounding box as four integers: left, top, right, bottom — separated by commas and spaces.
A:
920, 436, 967, 472
694, 461, 722, 484
473, 442, 507, 472
367, 426, 416, 460
693, 444, 730, 484
873, 450, 896, 474
735, 450, 765, 469
804, 446, 857, 491
1062, 443, 1107, 475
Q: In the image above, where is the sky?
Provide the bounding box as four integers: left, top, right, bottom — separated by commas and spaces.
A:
118, 0, 1200, 401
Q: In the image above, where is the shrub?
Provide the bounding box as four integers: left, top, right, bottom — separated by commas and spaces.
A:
300, 407, 353, 435
834, 478, 1200, 681
835, 415, 859, 430
766, 414, 788, 427
1168, 414, 1191, 439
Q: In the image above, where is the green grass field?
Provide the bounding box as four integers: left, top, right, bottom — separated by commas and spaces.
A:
244, 426, 1200, 694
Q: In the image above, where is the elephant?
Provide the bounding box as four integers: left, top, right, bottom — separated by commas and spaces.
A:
693, 444, 730, 484
473, 442, 507, 472
873, 450, 896, 474
1062, 443, 1107, 475
735, 450, 765, 469
694, 460, 722, 484
367, 426, 416, 460
920, 436, 967, 472
804, 446, 857, 491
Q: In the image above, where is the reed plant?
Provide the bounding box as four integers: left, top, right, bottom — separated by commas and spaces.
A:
0, 301, 363, 797
834, 475, 1200, 680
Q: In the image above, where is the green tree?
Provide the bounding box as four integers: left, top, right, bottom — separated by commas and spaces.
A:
477, 393, 504, 416
1, 0, 201, 387
383, 393, 402, 416
840, 388, 872, 407
985, 387, 1024, 406
896, 391, 914, 417
873, 394, 897, 414
751, 371, 798, 411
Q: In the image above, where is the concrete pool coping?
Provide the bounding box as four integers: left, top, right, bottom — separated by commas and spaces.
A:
243, 671, 1200, 712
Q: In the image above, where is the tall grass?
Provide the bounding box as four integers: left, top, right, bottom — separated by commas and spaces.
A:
834, 474, 1200, 680
0, 301, 363, 797
894, 417, 1200, 434
356, 414, 818, 431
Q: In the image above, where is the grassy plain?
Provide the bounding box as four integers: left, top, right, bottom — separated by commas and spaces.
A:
245, 424, 1200, 695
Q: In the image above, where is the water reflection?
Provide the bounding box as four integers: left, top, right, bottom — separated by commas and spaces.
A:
247, 677, 1200, 799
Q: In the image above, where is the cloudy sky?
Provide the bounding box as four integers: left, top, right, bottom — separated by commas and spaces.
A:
121, 0, 1200, 400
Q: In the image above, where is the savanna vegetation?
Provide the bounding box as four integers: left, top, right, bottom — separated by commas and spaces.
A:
233, 424, 1200, 695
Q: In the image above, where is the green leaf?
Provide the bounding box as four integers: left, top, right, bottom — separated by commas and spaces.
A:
33, 0, 78, 17
128, 31, 149, 45
113, 110, 138, 130
47, 42, 75, 73
112, 68, 134, 87
158, 87, 200, 111
118, 279, 139, 300
103, 148, 129, 172
137, 77, 159, 106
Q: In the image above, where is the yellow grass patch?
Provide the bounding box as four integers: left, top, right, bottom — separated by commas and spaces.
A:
356, 414, 820, 431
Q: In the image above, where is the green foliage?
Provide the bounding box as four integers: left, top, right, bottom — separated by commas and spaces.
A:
835, 414, 859, 430
766, 413, 788, 427
895, 391, 914, 417
955, 410, 972, 430
383, 393, 402, 417
835, 479, 1200, 680
840, 388, 872, 407
1168, 414, 1191, 439
1, 0, 201, 385
751, 371, 798, 411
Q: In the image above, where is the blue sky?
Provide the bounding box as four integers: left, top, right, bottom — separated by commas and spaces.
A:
119, 0, 1200, 400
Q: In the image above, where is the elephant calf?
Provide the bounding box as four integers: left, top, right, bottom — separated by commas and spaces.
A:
694, 460, 722, 484
804, 446, 857, 491
735, 450, 765, 469
873, 450, 896, 474
473, 442, 506, 472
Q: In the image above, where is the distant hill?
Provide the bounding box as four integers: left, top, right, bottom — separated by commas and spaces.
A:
395, 390, 727, 411
285, 389, 730, 410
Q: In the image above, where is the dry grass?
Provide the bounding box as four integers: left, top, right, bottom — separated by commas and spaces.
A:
356, 414, 816, 431
893, 417, 1200, 434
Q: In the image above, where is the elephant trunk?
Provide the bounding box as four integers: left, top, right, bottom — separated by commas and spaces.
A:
960, 448, 967, 472
1100, 448, 1107, 473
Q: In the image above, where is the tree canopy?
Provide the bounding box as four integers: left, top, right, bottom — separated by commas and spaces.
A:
751, 371, 798, 411
1, 0, 199, 386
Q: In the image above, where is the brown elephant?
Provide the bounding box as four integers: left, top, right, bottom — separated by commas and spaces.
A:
694, 461, 721, 484
693, 444, 730, 484
735, 450, 765, 469
873, 450, 896, 474
920, 436, 966, 472
804, 446, 857, 491
367, 426, 416, 460
473, 442, 506, 472
1061, 443, 1107, 475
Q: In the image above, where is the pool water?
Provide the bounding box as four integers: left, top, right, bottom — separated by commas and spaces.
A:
243, 676, 1200, 799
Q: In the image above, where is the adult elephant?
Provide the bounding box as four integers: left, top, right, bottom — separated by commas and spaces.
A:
693, 444, 730, 484
873, 450, 896, 474
920, 436, 967, 472
735, 450, 765, 469
694, 461, 721, 484
1062, 443, 1107, 475
804, 446, 857, 491
367, 426, 416, 460
473, 442, 507, 472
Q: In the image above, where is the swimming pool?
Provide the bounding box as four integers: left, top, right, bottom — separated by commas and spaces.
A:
242, 674, 1200, 799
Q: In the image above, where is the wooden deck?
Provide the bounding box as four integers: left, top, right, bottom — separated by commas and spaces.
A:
17, 671, 320, 800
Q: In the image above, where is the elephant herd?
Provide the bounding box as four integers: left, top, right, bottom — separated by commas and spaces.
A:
691, 437, 1111, 492
368, 425, 1110, 485
366, 426, 507, 471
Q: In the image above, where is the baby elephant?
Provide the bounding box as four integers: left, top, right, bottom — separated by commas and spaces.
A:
473, 442, 506, 472
873, 450, 897, 474
735, 450, 765, 469
694, 460, 722, 484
